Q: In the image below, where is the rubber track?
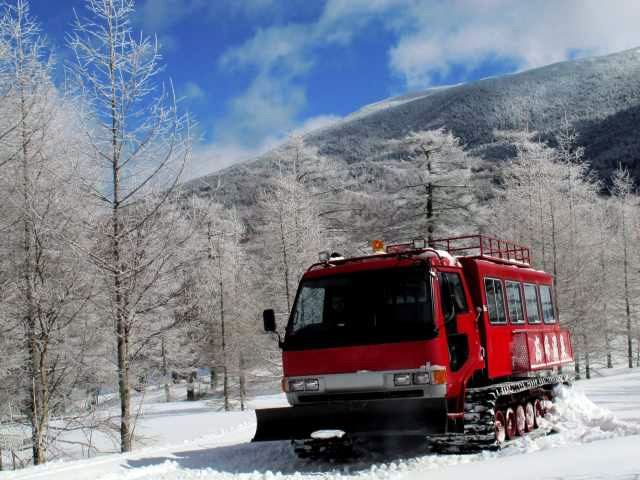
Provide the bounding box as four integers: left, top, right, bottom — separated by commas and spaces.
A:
431, 373, 573, 453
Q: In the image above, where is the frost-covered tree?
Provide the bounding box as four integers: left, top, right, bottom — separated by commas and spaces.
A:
0, 0, 99, 465
589, 197, 618, 369
187, 200, 260, 410
610, 167, 639, 369
68, 0, 192, 452
369, 129, 487, 241
258, 162, 326, 316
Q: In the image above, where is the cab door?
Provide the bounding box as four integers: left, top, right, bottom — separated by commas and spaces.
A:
435, 268, 484, 407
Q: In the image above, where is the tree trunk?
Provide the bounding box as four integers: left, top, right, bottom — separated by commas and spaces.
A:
216, 235, 229, 412
537, 179, 547, 271
427, 182, 434, 244
549, 203, 558, 299
35, 344, 49, 464
17, 22, 44, 461
20, 70, 46, 466
116, 314, 131, 452
585, 352, 590, 379
239, 355, 246, 412
108, 9, 131, 451
425, 150, 434, 244
223, 367, 229, 412
584, 335, 590, 380
603, 308, 613, 368
111, 114, 131, 452
621, 208, 633, 369
278, 211, 291, 312
161, 336, 171, 403
599, 236, 613, 369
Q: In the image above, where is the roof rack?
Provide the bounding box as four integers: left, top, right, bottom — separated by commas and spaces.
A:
428, 234, 531, 265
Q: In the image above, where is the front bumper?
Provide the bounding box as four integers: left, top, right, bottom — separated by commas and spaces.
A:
252, 396, 448, 442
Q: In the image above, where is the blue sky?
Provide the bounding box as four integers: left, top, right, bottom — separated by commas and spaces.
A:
28, 0, 640, 178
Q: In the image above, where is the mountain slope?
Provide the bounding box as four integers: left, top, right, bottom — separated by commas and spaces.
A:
307, 47, 640, 176
189, 47, 640, 202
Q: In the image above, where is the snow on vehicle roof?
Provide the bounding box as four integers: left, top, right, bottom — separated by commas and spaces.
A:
434, 249, 460, 266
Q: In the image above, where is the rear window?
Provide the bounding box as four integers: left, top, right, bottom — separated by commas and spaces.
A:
540, 285, 556, 324
484, 278, 506, 324
506, 281, 525, 324
523, 283, 541, 324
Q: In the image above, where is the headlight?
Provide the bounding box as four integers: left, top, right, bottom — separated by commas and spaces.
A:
413, 372, 430, 384
288, 378, 319, 392
289, 379, 306, 392
394, 373, 412, 386
304, 379, 319, 391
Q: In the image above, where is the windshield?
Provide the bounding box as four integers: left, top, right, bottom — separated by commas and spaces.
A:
284, 266, 435, 350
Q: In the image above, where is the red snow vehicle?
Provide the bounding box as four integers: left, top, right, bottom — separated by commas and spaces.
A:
254, 235, 573, 455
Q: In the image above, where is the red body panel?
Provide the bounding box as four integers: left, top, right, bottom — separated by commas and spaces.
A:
459, 257, 569, 380
283, 339, 447, 376
513, 330, 574, 371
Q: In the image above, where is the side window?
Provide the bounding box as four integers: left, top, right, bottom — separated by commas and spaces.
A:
505, 281, 525, 324
523, 283, 541, 324
540, 285, 556, 324
440, 272, 468, 318
484, 278, 506, 324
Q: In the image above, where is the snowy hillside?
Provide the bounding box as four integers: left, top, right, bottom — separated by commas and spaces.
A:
190, 47, 640, 202
5, 369, 640, 480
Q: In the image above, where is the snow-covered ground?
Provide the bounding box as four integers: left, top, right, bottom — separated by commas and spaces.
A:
3, 369, 640, 480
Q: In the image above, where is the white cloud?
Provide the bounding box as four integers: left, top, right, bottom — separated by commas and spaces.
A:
137, 0, 283, 35
291, 114, 342, 136
181, 81, 206, 102
387, 0, 640, 88
188, 113, 341, 180
220, 0, 640, 92
136, 0, 208, 33
219, 0, 277, 18
213, 1, 390, 161
219, 0, 401, 73
186, 138, 278, 180
157, 34, 179, 54
219, 24, 312, 74
215, 73, 307, 147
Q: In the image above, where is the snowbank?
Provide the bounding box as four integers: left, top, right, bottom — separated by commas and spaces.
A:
4, 372, 640, 480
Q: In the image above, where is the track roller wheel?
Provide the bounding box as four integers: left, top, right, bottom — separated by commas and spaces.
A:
533, 398, 544, 427
515, 405, 526, 436
504, 408, 517, 440
494, 410, 506, 445
524, 402, 535, 432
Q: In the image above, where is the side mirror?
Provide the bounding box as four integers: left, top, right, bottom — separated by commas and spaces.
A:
263, 309, 276, 333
